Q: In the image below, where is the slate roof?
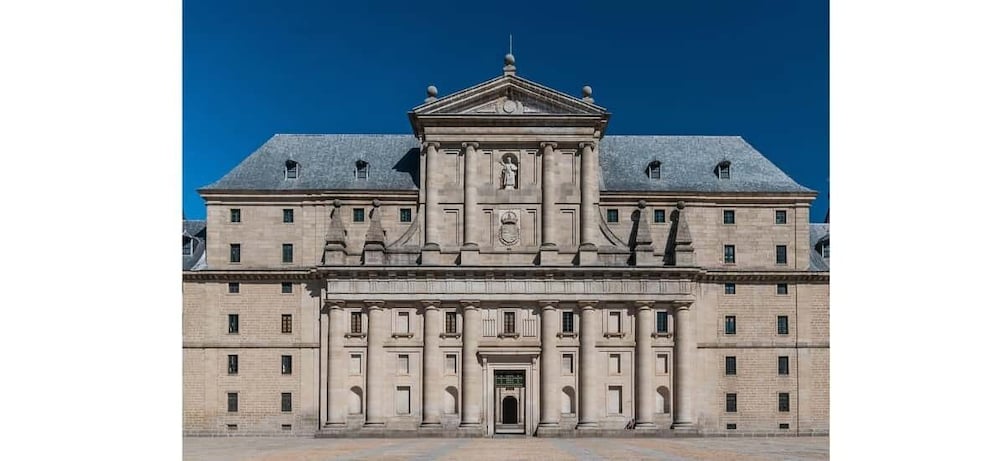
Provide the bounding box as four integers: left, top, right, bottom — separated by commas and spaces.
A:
183, 219, 207, 271
200, 134, 812, 194
809, 223, 830, 272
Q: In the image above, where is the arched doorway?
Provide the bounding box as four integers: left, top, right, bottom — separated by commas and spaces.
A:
502, 396, 518, 424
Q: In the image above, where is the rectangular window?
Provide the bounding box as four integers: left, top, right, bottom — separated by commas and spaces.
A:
562, 354, 574, 374
227, 392, 238, 412
726, 393, 737, 412
228, 282, 239, 294
656, 311, 669, 333
503, 312, 516, 334
229, 244, 241, 263
281, 355, 292, 375
823, 243, 830, 259
350, 354, 362, 374
726, 423, 737, 430
607, 386, 623, 414
350, 312, 363, 334
396, 311, 409, 334
396, 386, 411, 415
283, 208, 294, 223
227, 355, 238, 375
230, 208, 241, 223
777, 315, 789, 335
281, 314, 292, 334
776, 245, 787, 265
562, 311, 574, 333
775, 210, 787, 224
609, 311, 622, 333
609, 353, 621, 375
777, 283, 789, 295
724, 245, 736, 264
778, 356, 790, 375
724, 316, 736, 335
281, 282, 293, 293
725, 356, 736, 375
607, 209, 619, 223
398, 354, 409, 374
183, 238, 193, 256
779, 393, 790, 412
228, 314, 239, 334
282, 243, 294, 263
723, 210, 735, 224
281, 393, 292, 412
445, 354, 457, 374
724, 283, 736, 295
445, 311, 457, 334
400, 208, 412, 223
352, 208, 365, 222
657, 353, 669, 374
654, 209, 666, 223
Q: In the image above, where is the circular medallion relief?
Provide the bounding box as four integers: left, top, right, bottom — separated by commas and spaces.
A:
502, 100, 517, 113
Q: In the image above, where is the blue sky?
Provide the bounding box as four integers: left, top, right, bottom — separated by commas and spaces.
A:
184, 0, 828, 221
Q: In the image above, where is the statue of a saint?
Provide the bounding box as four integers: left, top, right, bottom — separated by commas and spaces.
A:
499, 156, 518, 190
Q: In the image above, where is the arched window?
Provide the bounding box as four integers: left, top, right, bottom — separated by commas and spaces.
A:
355, 160, 369, 180
444, 386, 459, 414
285, 160, 300, 179
349, 386, 363, 415
562, 386, 576, 414
646, 160, 661, 180
657, 386, 671, 414
715, 161, 731, 180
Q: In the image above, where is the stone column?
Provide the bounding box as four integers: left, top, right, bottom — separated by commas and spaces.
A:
578, 142, 599, 264
325, 302, 345, 427
538, 302, 560, 427
635, 302, 656, 428
421, 302, 442, 427
672, 302, 694, 429
422, 142, 441, 255
577, 302, 599, 428
540, 142, 559, 248
460, 303, 482, 428
364, 302, 386, 427
461, 142, 479, 250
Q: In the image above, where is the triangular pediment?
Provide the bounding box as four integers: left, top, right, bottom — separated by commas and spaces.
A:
412, 75, 608, 116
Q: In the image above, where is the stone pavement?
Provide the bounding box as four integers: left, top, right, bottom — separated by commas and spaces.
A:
183, 436, 829, 460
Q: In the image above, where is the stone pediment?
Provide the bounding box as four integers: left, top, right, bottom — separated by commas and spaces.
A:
412, 75, 608, 117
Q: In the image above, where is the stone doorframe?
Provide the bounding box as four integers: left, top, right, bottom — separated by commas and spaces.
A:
479, 351, 539, 436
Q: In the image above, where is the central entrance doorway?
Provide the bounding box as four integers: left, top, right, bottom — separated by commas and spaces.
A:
493, 370, 525, 434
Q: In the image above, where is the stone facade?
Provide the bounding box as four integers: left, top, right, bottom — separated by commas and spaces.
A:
182, 55, 829, 437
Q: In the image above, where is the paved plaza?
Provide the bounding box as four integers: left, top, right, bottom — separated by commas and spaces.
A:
184, 436, 829, 460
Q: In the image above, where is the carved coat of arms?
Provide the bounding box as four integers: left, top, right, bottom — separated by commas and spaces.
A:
498, 211, 520, 246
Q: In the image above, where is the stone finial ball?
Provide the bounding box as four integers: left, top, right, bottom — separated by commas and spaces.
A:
676, 201, 686, 210
504, 53, 515, 65
583, 85, 593, 97
332, 199, 342, 207
426, 85, 438, 97
638, 199, 647, 209
372, 199, 381, 207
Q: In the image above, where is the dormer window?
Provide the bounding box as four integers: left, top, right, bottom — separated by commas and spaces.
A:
183, 237, 193, 256
821, 240, 830, 259
355, 160, 369, 180
646, 160, 661, 180
285, 160, 300, 179
715, 161, 731, 179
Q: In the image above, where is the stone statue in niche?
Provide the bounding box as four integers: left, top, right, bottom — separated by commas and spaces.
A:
499, 154, 519, 190
498, 210, 520, 246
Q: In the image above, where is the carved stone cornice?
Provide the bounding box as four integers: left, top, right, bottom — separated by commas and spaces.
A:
183, 270, 317, 281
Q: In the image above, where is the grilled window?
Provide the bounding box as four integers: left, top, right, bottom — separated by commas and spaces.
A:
281, 282, 293, 294
227, 393, 238, 412
230, 209, 241, 223
646, 161, 661, 179
283, 208, 294, 223
716, 162, 731, 179
400, 208, 412, 223
656, 311, 669, 333
725, 316, 736, 335
777, 283, 789, 295
725, 356, 736, 375
654, 209, 666, 223
777, 315, 789, 335
352, 208, 365, 222
724, 283, 736, 295
607, 209, 619, 223
776, 245, 787, 265
350, 312, 363, 334
445, 311, 457, 334
723, 209, 735, 224
230, 244, 241, 263
281, 393, 292, 412
562, 311, 574, 333
281, 314, 292, 334
228, 314, 239, 334
355, 160, 369, 179
779, 393, 790, 412
503, 312, 516, 334
282, 244, 294, 263
778, 356, 790, 375
724, 245, 736, 264
228, 282, 239, 294
775, 210, 787, 224
285, 160, 299, 179
726, 393, 737, 412
281, 355, 292, 375
227, 355, 238, 375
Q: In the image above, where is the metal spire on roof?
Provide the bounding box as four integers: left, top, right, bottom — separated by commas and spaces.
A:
503, 35, 516, 76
